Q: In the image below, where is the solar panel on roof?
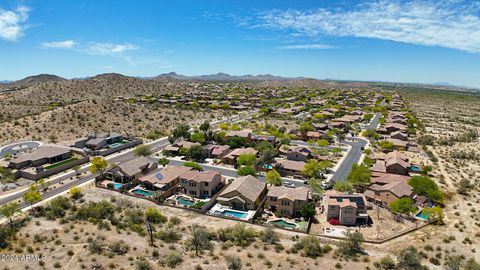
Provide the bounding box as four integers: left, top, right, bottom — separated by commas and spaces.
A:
155, 172, 164, 180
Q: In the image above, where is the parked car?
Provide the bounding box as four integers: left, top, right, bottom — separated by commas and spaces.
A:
283, 181, 295, 188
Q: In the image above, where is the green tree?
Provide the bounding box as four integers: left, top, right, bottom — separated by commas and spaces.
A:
190, 224, 210, 256
333, 181, 353, 192
237, 154, 256, 166
362, 129, 379, 140
237, 166, 257, 176
227, 137, 247, 149
89, 157, 109, 175
397, 246, 423, 270
171, 124, 190, 140
389, 197, 415, 215
158, 157, 169, 167
183, 161, 202, 170
378, 140, 394, 151
134, 144, 152, 157
69, 187, 83, 200
337, 231, 364, 258
190, 132, 205, 144
316, 139, 329, 147
199, 121, 210, 133
347, 164, 371, 191
23, 186, 42, 212
300, 203, 316, 219
299, 122, 314, 140
303, 160, 332, 179
0, 202, 19, 228
146, 207, 167, 224
265, 169, 281, 186
188, 145, 206, 162
408, 176, 444, 203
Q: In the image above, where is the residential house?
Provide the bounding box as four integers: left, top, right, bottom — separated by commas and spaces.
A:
275, 159, 306, 178
164, 140, 201, 155
364, 181, 414, 206
390, 131, 408, 141
387, 138, 408, 151
9, 146, 72, 170
225, 129, 252, 141
287, 147, 311, 162
106, 156, 156, 183
205, 144, 230, 159
222, 147, 258, 165
179, 170, 223, 198
266, 186, 310, 218
324, 191, 369, 226
139, 166, 192, 191
216, 175, 267, 211
372, 156, 410, 176
75, 132, 124, 150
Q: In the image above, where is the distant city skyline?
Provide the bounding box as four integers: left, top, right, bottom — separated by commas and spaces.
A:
1, 0, 480, 87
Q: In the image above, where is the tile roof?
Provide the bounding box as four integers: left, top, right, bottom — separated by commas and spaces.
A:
219, 175, 266, 203
11, 146, 71, 164
267, 186, 310, 201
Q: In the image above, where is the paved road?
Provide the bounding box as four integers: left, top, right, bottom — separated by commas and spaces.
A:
331, 137, 368, 182
0, 141, 41, 157
0, 138, 170, 207
367, 112, 381, 130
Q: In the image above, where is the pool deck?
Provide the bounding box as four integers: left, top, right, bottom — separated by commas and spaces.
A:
208, 203, 256, 221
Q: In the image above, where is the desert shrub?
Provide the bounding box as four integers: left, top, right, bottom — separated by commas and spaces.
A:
109, 240, 129, 255
162, 252, 182, 268
337, 231, 364, 258
261, 226, 279, 245
226, 255, 242, 270
291, 235, 325, 258
156, 228, 181, 243
217, 224, 257, 247
76, 200, 115, 222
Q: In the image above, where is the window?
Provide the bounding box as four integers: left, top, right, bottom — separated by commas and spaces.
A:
189, 190, 197, 195
344, 208, 353, 214
281, 200, 290, 206
204, 182, 208, 187
270, 197, 277, 202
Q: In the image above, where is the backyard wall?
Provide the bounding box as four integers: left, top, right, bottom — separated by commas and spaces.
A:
17, 155, 89, 181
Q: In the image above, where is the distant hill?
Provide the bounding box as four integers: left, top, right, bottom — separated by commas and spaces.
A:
0, 74, 66, 90
153, 72, 308, 81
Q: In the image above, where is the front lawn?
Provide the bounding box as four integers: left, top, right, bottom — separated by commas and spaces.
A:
44, 158, 78, 170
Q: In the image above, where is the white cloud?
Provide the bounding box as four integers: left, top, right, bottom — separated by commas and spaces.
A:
0, 6, 30, 41
256, 0, 480, 53
41, 40, 76, 49
84, 42, 138, 55
278, 44, 335, 50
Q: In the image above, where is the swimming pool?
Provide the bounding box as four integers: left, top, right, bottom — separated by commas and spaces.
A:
222, 210, 248, 219
109, 142, 123, 148
113, 183, 124, 189
270, 219, 297, 229
177, 196, 194, 206
415, 210, 432, 220
132, 189, 154, 197
410, 165, 422, 172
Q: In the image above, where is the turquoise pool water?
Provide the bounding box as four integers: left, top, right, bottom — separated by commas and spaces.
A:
132, 189, 154, 197
109, 142, 123, 148
415, 210, 432, 220
410, 165, 422, 172
177, 197, 194, 206
222, 210, 247, 219
113, 183, 124, 189
271, 219, 297, 229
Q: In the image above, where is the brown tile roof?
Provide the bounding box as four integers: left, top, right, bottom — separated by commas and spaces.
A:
179, 170, 220, 182
219, 175, 266, 203
118, 156, 151, 177
370, 181, 413, 198
276, 159, 306, 172
140, 166, 192, 185
267, 186, 310, 201
370, 172, 411, 185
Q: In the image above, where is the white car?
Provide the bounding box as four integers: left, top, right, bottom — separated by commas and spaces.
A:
283, 181, 295, 188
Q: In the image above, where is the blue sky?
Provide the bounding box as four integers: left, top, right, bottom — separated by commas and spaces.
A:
1, 0, 480, 87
